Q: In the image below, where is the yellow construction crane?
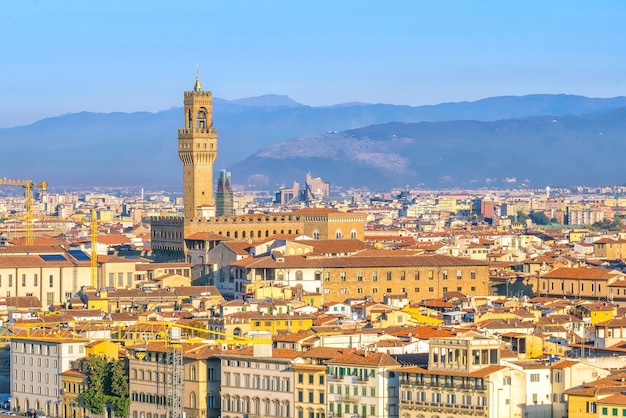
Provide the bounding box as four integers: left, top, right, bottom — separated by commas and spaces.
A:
90, 208, 98, 288
0, 178, 48, 245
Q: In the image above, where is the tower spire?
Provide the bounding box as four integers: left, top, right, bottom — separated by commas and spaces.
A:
193, 65, 203, 92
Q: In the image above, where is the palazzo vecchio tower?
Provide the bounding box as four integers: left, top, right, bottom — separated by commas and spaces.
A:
151, 72, 366, 262
179, 70, 218, 222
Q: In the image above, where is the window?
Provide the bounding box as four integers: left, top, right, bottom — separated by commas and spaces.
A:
49, 275, 54, 287
415, 287, 420, 292
415, 271, 420, 280
442, 270, 448, 280
372, 272, 378, 281
471, 270, 476, 279
340, 272, 346, 282
428, 270, 433, 280
340, 288, 346, 294
22, 274, 26, 287
33, 274, 38, 286
357, 272, 363, 281
429, 287, 434, 292
530, 373, 540, 382
387, 271, 392, 281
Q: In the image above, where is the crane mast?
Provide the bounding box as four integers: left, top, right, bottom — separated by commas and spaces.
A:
0, 178, 47, 245
90, 208, 98, 288
168, 327, 183, 418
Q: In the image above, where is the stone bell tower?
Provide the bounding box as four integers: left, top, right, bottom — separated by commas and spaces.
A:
178, 68, 218, 223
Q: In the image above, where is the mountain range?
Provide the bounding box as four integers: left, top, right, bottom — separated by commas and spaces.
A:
2, 94, 626, 191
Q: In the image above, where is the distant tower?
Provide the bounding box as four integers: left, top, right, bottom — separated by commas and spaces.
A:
215, 169, 234, 216
178, 68, 218, 222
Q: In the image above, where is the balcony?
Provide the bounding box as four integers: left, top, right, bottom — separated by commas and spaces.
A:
335, 395, 360, 403
248, 415, 284, 418
399, 400, 486, 412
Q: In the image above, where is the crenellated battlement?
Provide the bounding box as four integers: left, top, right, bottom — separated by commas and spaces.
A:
189, 213, 302, 225
178, 127, 217, 136
184, 90, 212, 98
151, 215, 184, 225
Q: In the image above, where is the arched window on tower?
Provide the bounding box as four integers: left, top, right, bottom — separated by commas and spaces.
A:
187, 109, 192, 129
197, 108, 207, 129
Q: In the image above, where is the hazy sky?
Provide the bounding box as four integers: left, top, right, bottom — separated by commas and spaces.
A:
1, 1, 625, 127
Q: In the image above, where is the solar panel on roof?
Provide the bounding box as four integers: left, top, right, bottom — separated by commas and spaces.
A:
69, 249, 91, 261
40, 254, 67, 261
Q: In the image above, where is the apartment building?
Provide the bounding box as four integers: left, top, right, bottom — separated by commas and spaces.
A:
293, 347, 343, 418
229, 252, 489, 303
537, 267, 625, 301
399, 333, 525, 418
219, 345, 296, 418
127, 342, 222, 418
10, 332, 86, 417
0, 246, 91, 308
326, 350, 400, 418
550, 360, 611, 418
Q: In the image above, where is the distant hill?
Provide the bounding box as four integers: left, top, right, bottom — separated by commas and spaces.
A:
1, 94, 625, 190
233, 106, 626, 189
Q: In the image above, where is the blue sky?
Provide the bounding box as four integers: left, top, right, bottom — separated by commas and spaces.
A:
1, 1, 625, 127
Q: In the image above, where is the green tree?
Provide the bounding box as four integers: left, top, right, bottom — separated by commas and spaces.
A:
80, 355, 130, 418
592, 217, 623, 231
529, 211, 550, 225
508, 210, 529, 224
83, 356, 109, 413
110, 358, 129, 398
